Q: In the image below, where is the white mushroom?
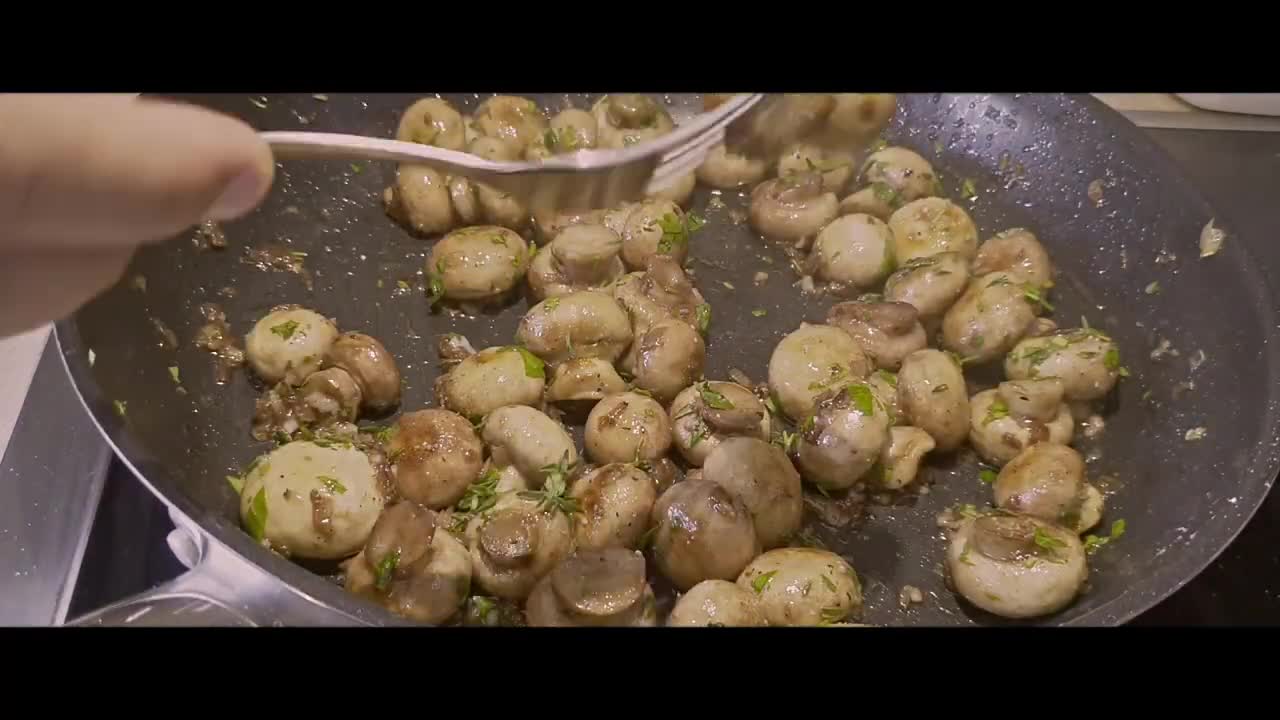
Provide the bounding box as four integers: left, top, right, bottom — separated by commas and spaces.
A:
667, 579, 768, 627
467, 494, 574, 601
465, 136, 531, 231
396, 98, 466, 150
591, 94, 674, 149
945, 512, 1088, 619
669, 381, 771, 467
822, 93, 897, 144
525, 548, 658, 627
238, 440, 385, 560
809, 214, 897, 290
532, 207, 607, 247
386, 165, 456, 236
795, 382, 891, 491
825, 300, 927, 371
612, 256, 708, 336
736, 548, 862, 627
516, 290, 634, 365
695, 143, 769, 189
839, 146, 938, 220
767, 323, 873, 422
629, 319, 706, 404
749, 172, 839, 244
994, 443, 1102, 532
724, 93, 836, 160
389, 409, 485, 509
472, 95, 547, 154
527, 223, 625, 301
621, 200, 698, 271
969, 380, 1074, 467
323, 332, 401, 413
584, 391, 672, 465
897, 349, 970, 452
245, 306, 339, 386
646, 171, 697, 208
777, 143, 856, 194
702, 436, 803, 549
882, 252, 972, 323
887, 197, 979, 263
428, 225, 530, 305
941, 272, 1044, 364
344, 515, 473, 626
447, 175, 482, 225
650, 479, 760, 591
482, 405, 578, 490
434, 346, 546, 420
973, 228, 1054, 287
545, 357, 628, 408
1004, 328, 1123, 402
541, 108, 598, 154
568, 463, 657, 551
873, 426, 936, 490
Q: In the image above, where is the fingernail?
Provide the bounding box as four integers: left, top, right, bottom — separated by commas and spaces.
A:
207, 168, 268, 221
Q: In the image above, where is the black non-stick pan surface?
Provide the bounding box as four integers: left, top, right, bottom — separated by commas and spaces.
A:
56, 93, 1280, 625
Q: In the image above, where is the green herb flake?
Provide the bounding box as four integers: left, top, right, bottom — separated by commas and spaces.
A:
979, 469, 997, 484
818, 606, 846, 625
821, 574, 838, 592
752, 308, 767, 317
1144, 281, 1161, 295
246, 487, 268, 542
695, 303, 711, 334
764, 395, 782, 416
543, 297, 561, 312
113, 400, 127, 418
426, 273, 445, 308
972, 335, 985, 350
1084, 519, 1127, 555
226, 475, 245, 494
1033, 526, 1067, 554
511, 346, 546, 379
1023, 285, 1055, 312
349, 163, 363, 174
168, 366, 181, 384
960, 178, 978, 200
874, 369, 898, 388
270, 320, 301, 340
751, 570, 777, 594
373, 424, 398, 445
374, 549, 400, 592
656, 212, 706, 255
959, 542, 975, 566
699, 383, 734, 410
1104, 347, 1121, 371
1111, 519, 1126, 538
869, 138, 888, 153
318, 475, 347, 494
871, 181, 900, 208
984, 398, 1009, 426
846, 383, 875, 416
688, 426, 707, 449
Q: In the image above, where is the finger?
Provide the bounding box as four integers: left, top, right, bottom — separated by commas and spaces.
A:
0, 247, 135, 337
0, 94, 275, 248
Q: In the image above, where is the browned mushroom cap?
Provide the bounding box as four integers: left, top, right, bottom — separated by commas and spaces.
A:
550, 548, 647, 617
971, 512, 1046, 562
387, 569, 465, 623
702, 437, 803, 549
651, 479, 760, 590
825, 300, 928, 371
299, 367, 363, 423
478, 508, 541, 570
325, 332, 402, 412
390, 409, 485, 509
994, 443, 1087, 524
364, 501, 437, 573
638, 255, 706, 329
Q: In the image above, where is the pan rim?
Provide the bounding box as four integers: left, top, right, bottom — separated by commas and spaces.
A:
54, 92, 1280, 626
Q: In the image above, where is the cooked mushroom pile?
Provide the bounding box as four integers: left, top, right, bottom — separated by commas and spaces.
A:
222, 93, 1130, 626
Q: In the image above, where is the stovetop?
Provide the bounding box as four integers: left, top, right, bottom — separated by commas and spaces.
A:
47, 124, 1280, 625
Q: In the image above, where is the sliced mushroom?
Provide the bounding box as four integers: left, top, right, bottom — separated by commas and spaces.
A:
238, 440, 385, 560
585, 391, 673, 465
516, 290, 633, 365
592, 94, 675, 149
323, 332, 401, 412
941, 272, 1043, 364
874, 426, 936, 490
702, 437, 803, 549
525, 548, 657, 627
389, 409, 485, 509
1004, 328, 1122, 402
973, 228, 1053, 287
396, 98, 465, 150
630, 319, 707, 404
245, 306, 339, 386
482, 405, 577, 490
767, 323, 873, 422
669, 381, 771, 467
468, 496, 574, 600
887, 197, 978, 263
650, 479, 760, 591
826, 299, 927, 371
810, 214, 897, 290
897, 349, 970, 452
527, 223, 625, 301
993, 443, 1096, 529
387, 165, 456, 236
795, 383, 891, 491
569, 463, 657, 551
472, 95, 547, 154
749, 172, 839, 244
946, 512, 1088, 619
736, 548, 862, 627
695, 143, 769, 189
434, 346, 546, 420
428, 226, 530, 305
969, 381, 1074, 467
621, 200, 693, 271
882, 252, 971, 324
666, 579, 768, 627
777, 143, 856, 194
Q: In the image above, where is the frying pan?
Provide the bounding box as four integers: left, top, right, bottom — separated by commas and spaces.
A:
56, 93, 1280, 626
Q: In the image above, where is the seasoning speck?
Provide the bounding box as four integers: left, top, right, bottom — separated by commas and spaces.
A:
312, 94, 329, 102
898, 585, 925, 609
1200, 218, 1225, 258
754, 271, 769, 286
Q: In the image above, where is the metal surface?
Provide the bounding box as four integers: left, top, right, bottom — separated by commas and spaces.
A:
0, 334, 111, 625
54, 93, 1280, 626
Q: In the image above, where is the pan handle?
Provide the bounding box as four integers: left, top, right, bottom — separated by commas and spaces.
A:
64, 508, 362, 627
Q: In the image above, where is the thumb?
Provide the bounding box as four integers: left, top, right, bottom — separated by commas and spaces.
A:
0, 94, 275, 248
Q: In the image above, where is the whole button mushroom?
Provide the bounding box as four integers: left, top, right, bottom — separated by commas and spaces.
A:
777, 143, 856, 195
585, 391, 672, 465
524, 548, 658, 627
874, 426, 936, 491
297, 367, 363, 425
945, 511, 1088, 619
897, 349, 970, 452
969, 379, 1074, 467
465, 137, 530, 231
516, 290, 633, 365
645, 170, 697, 208
994, 443, 1104, 532
621, 200, 696, 271
667, 579, 768, 627
972, 228, 1054, 287
839, 146, 939, 220
396, 98, 466, 150
481, 405, 578, 490
702, 436, 803, 549
1004, 327, 1123, 402
749, 172, 839, 244
472, 95, 547, 155
695, 143, 769, 189
650, 479, 760, 591
435, 345, 546, 421
941, 272, 1045, 364
568, 463, 657, 551
809, 214, 897, 290
888, 197, 978, 263
344, 511, 473, 626
323, 332, 401, 413
527, 223, 625, 301
545, 357, 628, 411
245, 306, 339, 386
592, 94, 674, 149
795, 383, 892, 492
386, 165, 456, 236
736, 548, 863, 627
669, 381, 771, 467
768, 323, 873, 422
826, 299, 927, 371
882, 252, 971, 324
428, 226, 531, 305
389, 409, 485, 509
468, 498, 574, 601
630, 319, 707, 404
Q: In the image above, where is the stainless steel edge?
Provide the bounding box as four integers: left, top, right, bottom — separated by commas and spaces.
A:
1120, 110, 1280, 132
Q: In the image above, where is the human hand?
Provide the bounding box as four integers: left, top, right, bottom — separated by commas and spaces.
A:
0, 93, 274, 337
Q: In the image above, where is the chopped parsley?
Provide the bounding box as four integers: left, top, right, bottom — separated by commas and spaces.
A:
752, 308, 767, 317
869, 138, 888, 153
511, 346, 545, 379
695, 303, 711, 334
1023, 285, 1054, 312
1104, 347, 1121, 371
820, 574, 838, 592
226, 475, 245, 494
699, 383, 734, 410
688, 425, 708, 449
1033, 526, 1067, 556
318, 475, 347, 494
1144, 281, 1161, 295
874, 369, 898, 388
374, 548, 400, 592
168, 366, 181, 384
113, 400, 127, 418
270, 320, 301, 340
818, 606, 847, 625
773, 430, 798, 454
751, 570, 777, 594
845, 383, 876, 416
656, 212, 706, 255
426, 271, 445, 308
983, 398, 1009, 425
871, 181, 900, 208
979, 468, 997, 484
1084, 519, 1127, 554
245, 487, 268, 542
960, 178, 978, 200
543, 296, 561, 312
